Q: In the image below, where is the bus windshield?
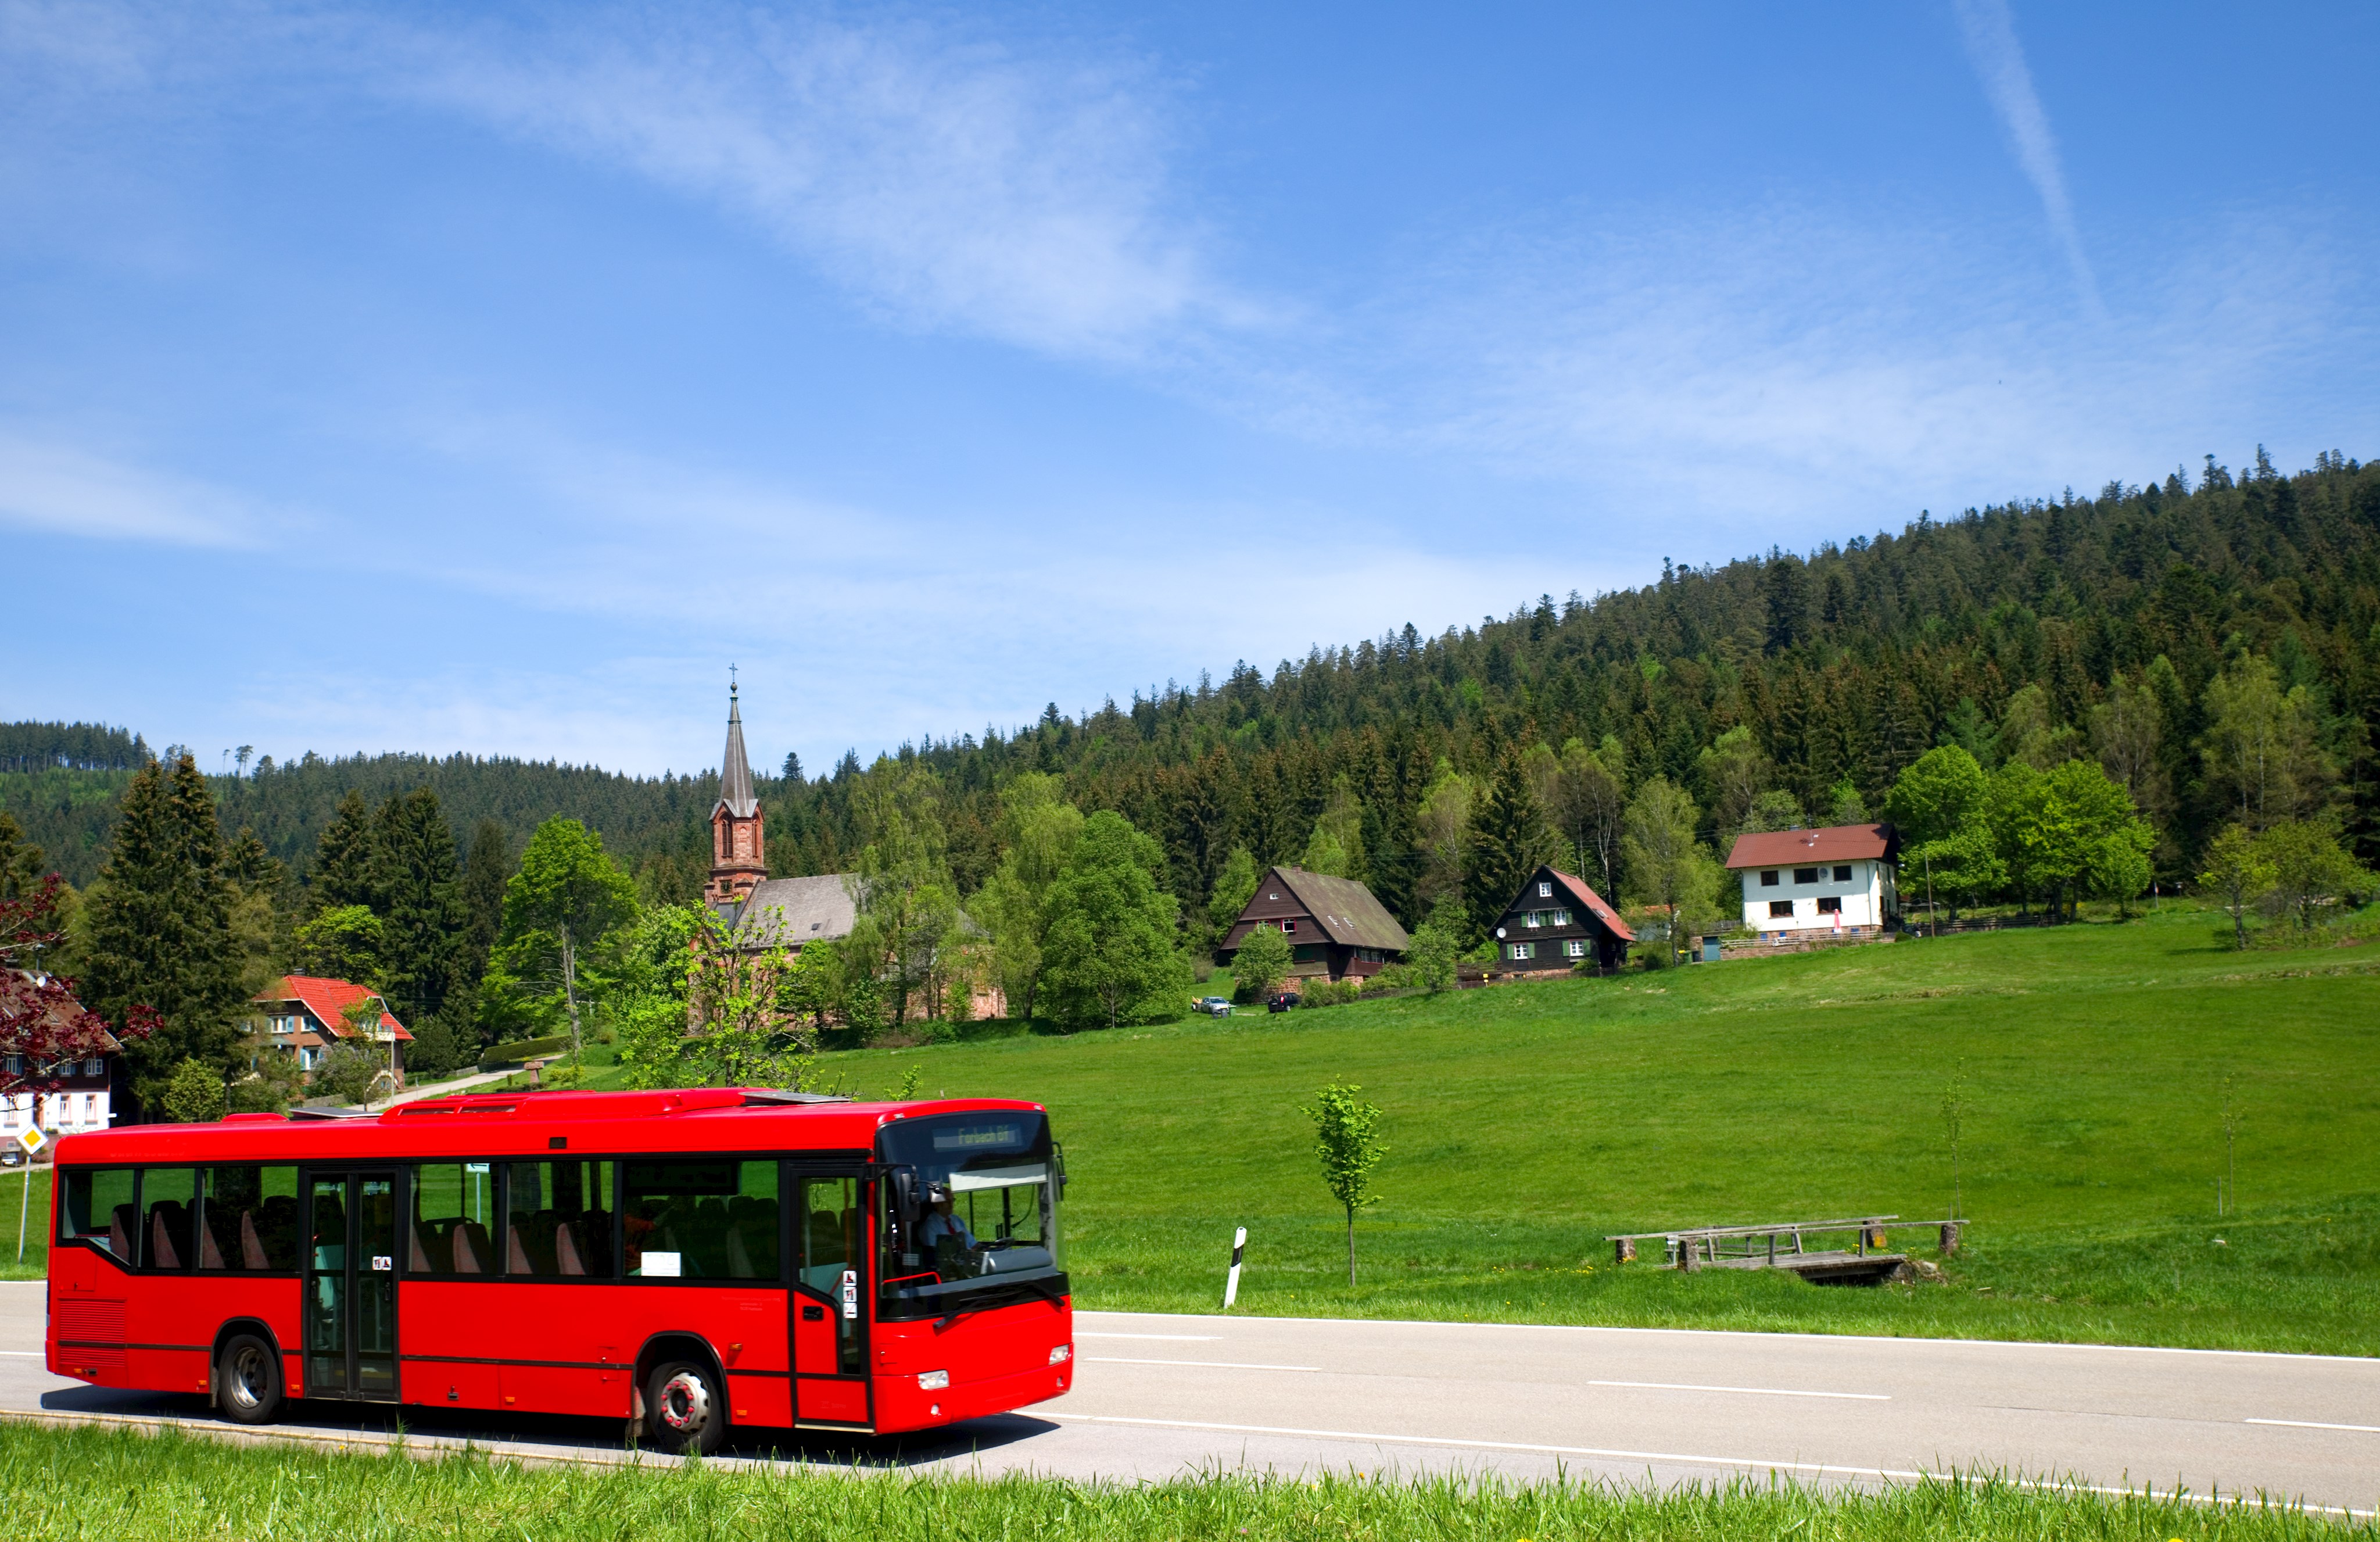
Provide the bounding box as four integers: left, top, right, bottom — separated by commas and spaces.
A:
876, 1112, 1061, 1313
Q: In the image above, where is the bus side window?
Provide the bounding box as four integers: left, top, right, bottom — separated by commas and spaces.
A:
410, 1164, 496, 1276
59, 1168, 137, 1260
196, 1165, 299, 1271
503, 1161, 616, 1278
139, 1168, 198, 1272
621, 1160, 774, 1279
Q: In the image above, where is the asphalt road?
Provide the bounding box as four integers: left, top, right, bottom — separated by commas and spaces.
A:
3, 1285, 2373, 1514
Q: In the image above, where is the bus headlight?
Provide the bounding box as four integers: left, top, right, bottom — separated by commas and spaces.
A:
917, 1370, 949, 1390
1048, 1344, 1072, 1365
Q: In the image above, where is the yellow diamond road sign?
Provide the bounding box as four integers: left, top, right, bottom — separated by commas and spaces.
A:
16, 1128, 45, 1156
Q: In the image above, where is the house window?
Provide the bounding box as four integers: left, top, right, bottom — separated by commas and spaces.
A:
1279, 920, 1296, 933
1833, 865, 1854, 882
1564, 939, 1587, 958
1759, 871, 1780, 887
1769, 900, 1794, 918
1816, 896, 1843, 914
1793, 867, 1819, 884
1268, 893, 1281, 901
84, 1057, 102, 1076
83, 1095, 96, 1123
1508, 942, 1535, 961
1537, 882, 1552, 897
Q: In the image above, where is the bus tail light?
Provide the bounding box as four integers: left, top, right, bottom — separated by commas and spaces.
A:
1049, 1344, 1071, 1365
917, 1370, 949, 1390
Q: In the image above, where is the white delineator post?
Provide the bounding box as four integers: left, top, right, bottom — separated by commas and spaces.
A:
1223, 1226, 1247, 1309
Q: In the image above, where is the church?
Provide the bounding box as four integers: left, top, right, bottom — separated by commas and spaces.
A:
704, 684, 857, 953
702, 686, 1006, 1019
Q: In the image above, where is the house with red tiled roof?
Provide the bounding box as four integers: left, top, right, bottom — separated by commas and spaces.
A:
1485, 865, 1635, 974
253, 975, 411, 1082
1723, 823, 1901, 942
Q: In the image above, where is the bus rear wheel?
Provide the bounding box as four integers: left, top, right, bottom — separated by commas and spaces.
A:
644, 1359, 727, 1455
217, 1334, 284, 1426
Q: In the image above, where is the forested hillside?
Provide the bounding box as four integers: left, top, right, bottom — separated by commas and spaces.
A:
6, 448, 2375, 926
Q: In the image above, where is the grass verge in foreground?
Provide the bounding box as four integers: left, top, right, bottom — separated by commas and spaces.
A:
2, 1422, 2367, 1541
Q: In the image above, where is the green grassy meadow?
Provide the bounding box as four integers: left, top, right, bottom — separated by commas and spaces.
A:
835, 904, 2380, 1354
3, 1421, 2366, 1541
14, 907, 2375, 1347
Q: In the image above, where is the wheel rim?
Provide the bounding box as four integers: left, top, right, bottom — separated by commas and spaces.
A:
659, 1371, 711, 1434
226, 1346, 268, 1411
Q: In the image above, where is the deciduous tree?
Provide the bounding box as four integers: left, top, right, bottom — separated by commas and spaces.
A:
1039, 811, 1190, 1031
488, 817, 637, 1065
1301, 1082, 1387, 1286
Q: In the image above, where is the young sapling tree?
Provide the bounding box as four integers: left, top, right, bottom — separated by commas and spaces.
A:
1301, 1082, 1388, 1286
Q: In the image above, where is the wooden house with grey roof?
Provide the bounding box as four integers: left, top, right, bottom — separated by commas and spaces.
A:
1217, 865, 1411, 983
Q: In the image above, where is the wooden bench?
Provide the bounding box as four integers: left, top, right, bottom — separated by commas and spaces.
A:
1605, 1215, 1966, 1285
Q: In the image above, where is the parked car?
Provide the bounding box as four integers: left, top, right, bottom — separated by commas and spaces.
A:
1266, 991, 1302, 1013
1193, 996, 1232, 1017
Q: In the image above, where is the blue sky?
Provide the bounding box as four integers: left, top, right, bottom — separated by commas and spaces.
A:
4, 1, 2375, 778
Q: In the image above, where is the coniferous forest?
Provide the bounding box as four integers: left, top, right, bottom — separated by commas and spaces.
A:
3, 449, 2376, 1110
8, 450, 2377, 906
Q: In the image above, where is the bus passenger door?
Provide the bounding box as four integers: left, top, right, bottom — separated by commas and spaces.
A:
304, 1169, 399, 1401
790, 1174, 867, 1426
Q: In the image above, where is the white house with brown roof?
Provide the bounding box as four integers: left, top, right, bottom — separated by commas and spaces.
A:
1723, 824, 1901, 940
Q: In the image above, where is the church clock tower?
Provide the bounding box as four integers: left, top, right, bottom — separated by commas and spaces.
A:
705, 681, 766, 905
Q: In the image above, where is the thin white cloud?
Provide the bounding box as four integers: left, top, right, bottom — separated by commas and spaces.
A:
1264, 198, 2357, 540
398, 5, 1249, 363
0, 431, 265, 546
1951, 0, 2098, 315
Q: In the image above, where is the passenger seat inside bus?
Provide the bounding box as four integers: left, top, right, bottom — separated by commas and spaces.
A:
148, 1203, 189, 1269
451, 1220, 495, 1273
110, 1203, 138, 1261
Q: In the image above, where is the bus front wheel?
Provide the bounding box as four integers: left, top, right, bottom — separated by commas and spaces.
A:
218, 1333, 284, 1426
644, 1359, 727, 1455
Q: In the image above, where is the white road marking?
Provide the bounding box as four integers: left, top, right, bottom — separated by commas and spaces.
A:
0, 1352, 40, 1358
1040, 1413, 2378, 1518
1085, 1357, 1319, 1372
2248, 1418, 2380, 1434
1074, 1333, 1221, 1341
1590, 1379, 1889, 1401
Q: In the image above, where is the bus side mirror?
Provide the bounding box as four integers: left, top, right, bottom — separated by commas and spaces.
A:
1052, 1143, 1067, 1201
890, 1167, 925, 1230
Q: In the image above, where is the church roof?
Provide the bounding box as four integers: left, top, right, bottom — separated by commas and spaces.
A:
722, 874, 857, 948
716, 687, 758, 819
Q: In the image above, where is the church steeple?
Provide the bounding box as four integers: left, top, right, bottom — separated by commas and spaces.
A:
705, 678, 766, 905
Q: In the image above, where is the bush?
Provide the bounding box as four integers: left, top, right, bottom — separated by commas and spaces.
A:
403, 1007, 473, 1082
476, 1033, 572, 1073
1300, 977, 1367, 1009
316, 1041, 395, 1107
1231, 924, 1292, 1003
159, 1058, 225, 1124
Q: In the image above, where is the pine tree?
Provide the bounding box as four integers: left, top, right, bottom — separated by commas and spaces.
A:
310, 790, 377, 912
372, 788, 467, 1028
1465, 747, 1547, 940
0, 811, 45, 900
81, 754, 248, 1112
457, 819, 512, 1009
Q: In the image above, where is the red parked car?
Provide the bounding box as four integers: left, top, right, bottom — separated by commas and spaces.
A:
46, 1089, 1071, 1452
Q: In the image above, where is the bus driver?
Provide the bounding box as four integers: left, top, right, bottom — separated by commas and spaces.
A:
919, 1182, 978, 1261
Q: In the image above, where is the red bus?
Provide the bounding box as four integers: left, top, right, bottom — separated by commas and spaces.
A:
44, 1088, 1073, 1452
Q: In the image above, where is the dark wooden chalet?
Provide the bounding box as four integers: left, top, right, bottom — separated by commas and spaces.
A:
1488, 865, 1633, 973
1218, 866, 1411, 983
